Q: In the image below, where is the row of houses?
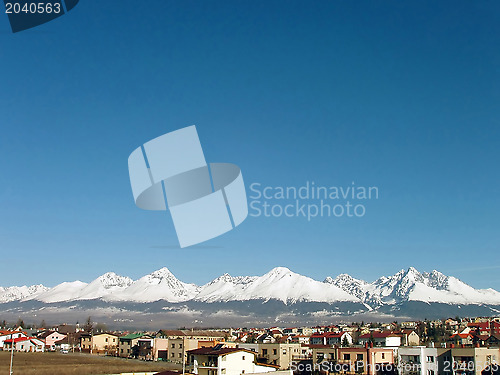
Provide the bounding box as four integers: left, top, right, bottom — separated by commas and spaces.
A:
182, 342, 500, 375
304, 344, 500, 375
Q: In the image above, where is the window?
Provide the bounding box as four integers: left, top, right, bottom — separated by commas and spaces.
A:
171, 353, 175, 357
242, 356, 245, 360
263, 349, 268, 355
242, 371, 245, 374
273, 349, 277, 355
427, 356, 434, 363
382, 353, 385, 359
179, 353, 182, 358
357, 354, 363, 361
427, 370, 435, 375
283, 349, 287, 354
172, 344, 176, 348
180, 344, 183, 348
105, 338, 108, 342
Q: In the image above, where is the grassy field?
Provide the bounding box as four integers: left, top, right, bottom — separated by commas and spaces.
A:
0, 351, 182, 375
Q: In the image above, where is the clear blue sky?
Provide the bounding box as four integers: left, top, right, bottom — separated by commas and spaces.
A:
0, 1, 499, 290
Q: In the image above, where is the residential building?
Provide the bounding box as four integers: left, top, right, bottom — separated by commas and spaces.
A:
401, 330, 420, 346
450, 334, 474, 346
449, 347, 499, 375
80, 332, 119, 355
118, 333, 144, 358
4, 337, 45, 352
290, 335, 310, 345
170, 337, 228, 363
336, 346, 395, 375
358, 332, 402, 347
398, 347, 444, 375
485, 334, 500, 346
311, 345, 336, 364
258, 343, 301, 369
0, 330, 27, 349
189, 346, 278, 375
37, 330, 67, 351
152, 337, 169, 361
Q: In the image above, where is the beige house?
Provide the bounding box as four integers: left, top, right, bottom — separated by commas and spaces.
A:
401, 330, 420, 346
81, 333, 118, 355
450, 347, 499, 375
311, 345, 337, 364
336, 347, 395, 375
152, 337, 169, 361
310, 346, 394, 375
258, 343, 301, 369
169, 337, 232, 363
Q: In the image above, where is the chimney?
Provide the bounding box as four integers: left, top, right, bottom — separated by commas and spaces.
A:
365, 342, 368, 349
475, 343, 480, 348
451, 344, 455, 348
461, 344, 465, 348
370, 342, 373, 348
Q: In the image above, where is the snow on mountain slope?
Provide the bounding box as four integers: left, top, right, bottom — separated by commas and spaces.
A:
409, 274, 500, 304
76, 272, 133, 300
0, 284, 48, 303
196, 267, 359, 304
33, 281, 88, 303
105, 267, 200, 303
328, 267, 500, 306
4, 266, 500, 307
195, 273, 258, 302
325, 274, 373, 301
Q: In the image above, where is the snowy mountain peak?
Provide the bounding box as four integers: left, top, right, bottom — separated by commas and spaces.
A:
148, 267, 176, 280
264, 266, 294, 278
0, 284, 49, 303
3, 266, 500, 308
327, 273, 370, 303
328, 267, 500, 306
96, 272, 133, 288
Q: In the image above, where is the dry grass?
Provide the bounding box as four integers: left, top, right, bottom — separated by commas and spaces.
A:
0, 351, 181, 375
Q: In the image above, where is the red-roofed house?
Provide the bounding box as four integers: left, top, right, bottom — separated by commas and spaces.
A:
310, 333, 327, 345
325, 332, 353, 346
467, 322, 500, 336
0, 330, 27, 349
4, 337, 45, 352
450, 333, 474, 345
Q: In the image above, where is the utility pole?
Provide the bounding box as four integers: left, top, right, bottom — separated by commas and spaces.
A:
9, 331, 15, 375
182, 336, 186, 375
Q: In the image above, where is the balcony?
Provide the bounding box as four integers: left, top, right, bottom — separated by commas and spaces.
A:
197, 361, 218, 369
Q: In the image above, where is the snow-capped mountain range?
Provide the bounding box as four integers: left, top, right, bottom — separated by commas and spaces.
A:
1, 266, 500, 309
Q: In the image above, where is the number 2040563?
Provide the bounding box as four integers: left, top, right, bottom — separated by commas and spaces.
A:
5, 2, 62, 14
